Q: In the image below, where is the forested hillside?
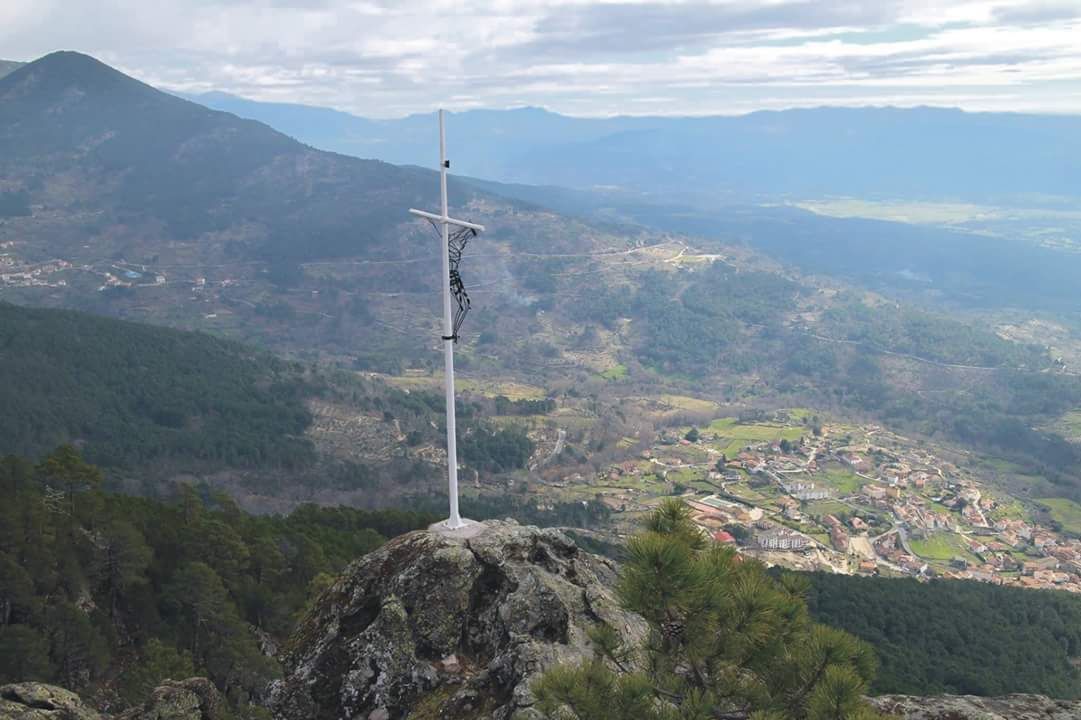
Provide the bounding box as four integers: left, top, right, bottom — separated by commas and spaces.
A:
0, 447, 436, 714
0, 302, 314, 469
0, 52, 444, 262
803, 572, 1081, 698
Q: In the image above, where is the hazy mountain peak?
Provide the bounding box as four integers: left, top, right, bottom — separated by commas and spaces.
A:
1, 50, 151, 97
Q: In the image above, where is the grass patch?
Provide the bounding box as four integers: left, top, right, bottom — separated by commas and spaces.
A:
705, 418, 804, 443
1036, 498, 1081, 535
804, 500, 850, 519
928, 501, 954, 516
784, 408, 816, 421
988, 500, 1028, 522
599, 364, 628, 381
1045, 410, 1081, 441
909, 532, 977, 563
666, 467, 702, 486
380, 375, 547, 400
818, 467, 866, 495
724, 482, 767, 503
659, 394, 720, 414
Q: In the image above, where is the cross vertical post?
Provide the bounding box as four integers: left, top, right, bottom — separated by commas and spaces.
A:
409, 110, 485, 533
437, 110, 461, 529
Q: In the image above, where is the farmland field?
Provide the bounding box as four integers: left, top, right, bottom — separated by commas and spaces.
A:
910, 532, 977, 563
599, 363, 628, 380
804, 500, 851, 519
1046, 411, 1081, 442
1037, 498, 1081, 535
705, 417, 805, 442
818, 467, 867, 494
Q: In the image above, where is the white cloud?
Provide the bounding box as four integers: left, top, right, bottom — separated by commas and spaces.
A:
1, 0, 1080, 116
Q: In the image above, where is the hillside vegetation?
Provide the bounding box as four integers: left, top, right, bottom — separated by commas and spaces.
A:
535, 500, 888, 720
0, 302, 314, 469
0, 52, 440, 261
803, 572, 1081, 698
0, 447, 436, 713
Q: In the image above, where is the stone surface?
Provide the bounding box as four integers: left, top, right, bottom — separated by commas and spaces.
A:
118, 679, 229, 720
0, 683, 102, 720
0, 680, 227, 720
869, 693, 1081, 719
271, 520, 647, 720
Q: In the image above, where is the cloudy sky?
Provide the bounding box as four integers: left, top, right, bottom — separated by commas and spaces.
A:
3, 0, 1080, 117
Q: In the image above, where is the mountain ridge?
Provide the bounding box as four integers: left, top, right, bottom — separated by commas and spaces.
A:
0, 60, 21, 79
187, 90, 1081, 203
0, 51, 452, 260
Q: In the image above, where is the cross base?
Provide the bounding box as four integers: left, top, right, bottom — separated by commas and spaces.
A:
428, 517, 486, 539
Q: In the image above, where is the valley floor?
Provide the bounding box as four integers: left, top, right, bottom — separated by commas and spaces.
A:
412, 386, 1081, 594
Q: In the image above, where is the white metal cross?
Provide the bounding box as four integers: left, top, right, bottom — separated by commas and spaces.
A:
409, 109, 485, 531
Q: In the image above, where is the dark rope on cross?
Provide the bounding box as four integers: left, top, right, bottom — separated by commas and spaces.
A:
427, 219, 478, 342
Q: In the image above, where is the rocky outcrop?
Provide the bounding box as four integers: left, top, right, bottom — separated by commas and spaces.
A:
0, 680, 226, 720
869, 693, 1081, 719
0, 684, 102, 720
271, 520, 646, 720
118, 679, 230, 720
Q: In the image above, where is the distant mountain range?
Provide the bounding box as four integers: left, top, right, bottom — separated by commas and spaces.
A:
186, 90, 1081, 313
189, 91, 1081, 205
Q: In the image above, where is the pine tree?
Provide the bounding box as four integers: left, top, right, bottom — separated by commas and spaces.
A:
45, 602, 110, 690
533, 499, 887, 720
0, 625, 53, 682
164, 562, 235, 662
0, 552, 37, 626
119, 638, 194, 706
93, 517, 153, 619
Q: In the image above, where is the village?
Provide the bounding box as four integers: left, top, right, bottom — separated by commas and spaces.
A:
551, 409, 1081, 594
0, 241, 173, 291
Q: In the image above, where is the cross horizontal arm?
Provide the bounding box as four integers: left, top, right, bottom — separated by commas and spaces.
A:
408, 208, 486, 233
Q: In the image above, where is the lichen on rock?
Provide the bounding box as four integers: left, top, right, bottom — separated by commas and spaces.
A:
0, 683, 103, 720
0, 679, 226, 720
271, 520, 646, 720
117, 679, 230, 720
868, 693, 1081, 719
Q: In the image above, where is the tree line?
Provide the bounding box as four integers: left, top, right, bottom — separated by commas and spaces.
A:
0, 303, 315, 470
801, 572, 1081, 699
0, 447, 436, 716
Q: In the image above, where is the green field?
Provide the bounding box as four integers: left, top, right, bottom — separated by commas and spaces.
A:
658, 394, 719, 414
724, 482, 768, 503
703, 418, 805, 457
666, 467, 703, 486
599, 363, 628, 381
817, 467, 867, 495
382, 374, 548, 400
909, 532, 978, 563
804, 500, 851, 519
1046, 410, 1081, 441
987, 499, 1028, 522
1037, 498, 1081, 535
